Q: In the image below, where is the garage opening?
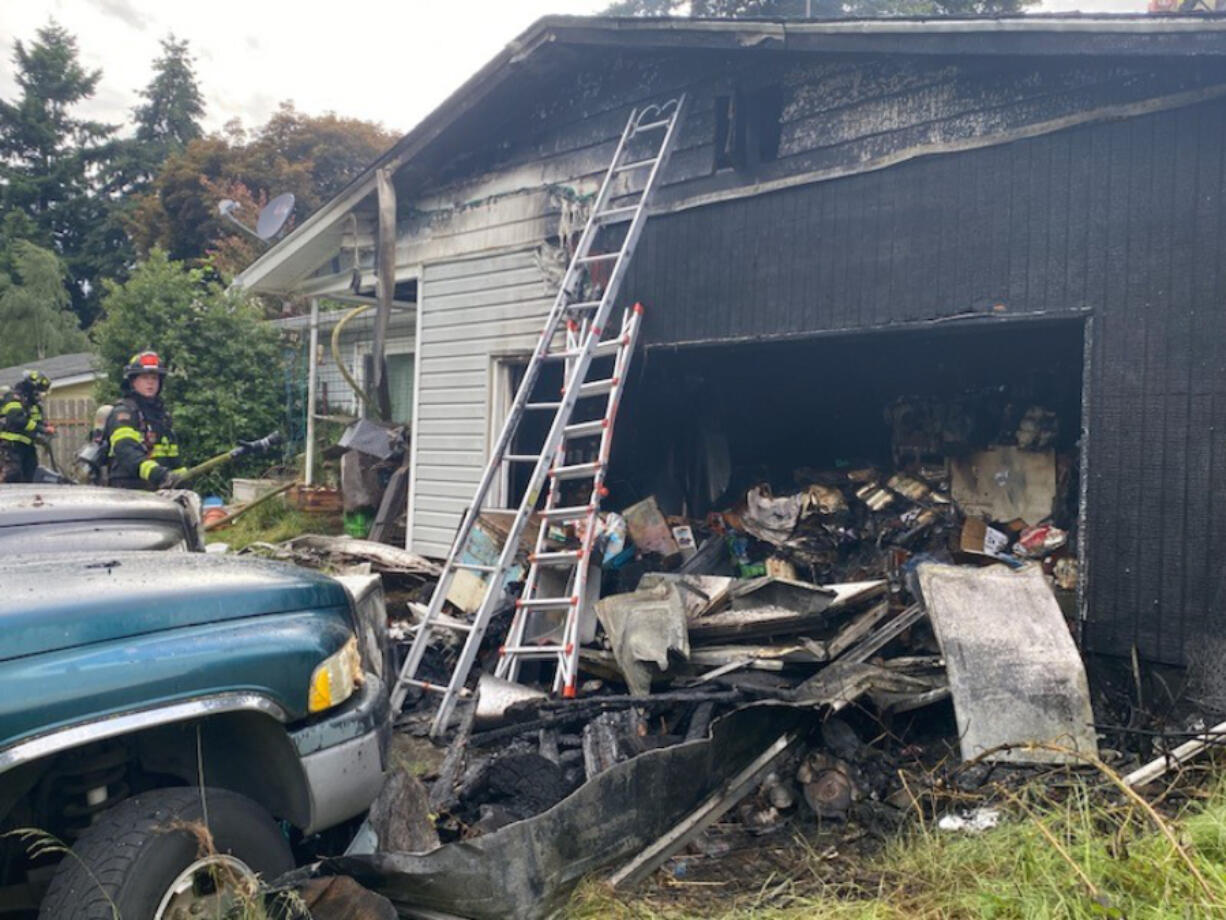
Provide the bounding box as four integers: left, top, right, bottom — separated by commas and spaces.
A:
599, 318, 1086, 595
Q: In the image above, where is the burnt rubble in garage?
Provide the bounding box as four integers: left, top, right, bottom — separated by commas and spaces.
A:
414, 321, 1089, 730
284, 321, 1113, 918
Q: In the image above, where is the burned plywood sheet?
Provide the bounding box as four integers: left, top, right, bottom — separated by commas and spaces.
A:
275, 535, 440, 578
688, 641, 826, 668
950, 447, 1056, 527
688, 580, 885, 643
638, 573, 734, 621
916, 563, 1096, 764
729, 576, 836, 615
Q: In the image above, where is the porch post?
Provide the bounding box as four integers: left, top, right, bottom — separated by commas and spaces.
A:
305, 297, 320, 485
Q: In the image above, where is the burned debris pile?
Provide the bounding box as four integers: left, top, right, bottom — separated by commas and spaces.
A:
385, 393, 1089, 854
268, 388, 1104, 920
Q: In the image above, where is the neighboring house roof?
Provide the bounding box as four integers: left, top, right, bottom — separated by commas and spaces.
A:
235, 13, 1226, 297
0, 352, 103, 390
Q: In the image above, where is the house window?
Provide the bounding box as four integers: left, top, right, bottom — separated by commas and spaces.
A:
489, 355, 563, 508
385, 353, 415, 425
361, 350, 415, 425
714, 84, 784, 171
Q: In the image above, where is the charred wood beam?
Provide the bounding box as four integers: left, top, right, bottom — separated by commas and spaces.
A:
469, 690, 745, 748
429, 703, 477, 812
583, 710, 639, 781
835, 603, 927, 665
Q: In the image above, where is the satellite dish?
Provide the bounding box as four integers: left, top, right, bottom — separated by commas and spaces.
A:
256, 193, 295, 240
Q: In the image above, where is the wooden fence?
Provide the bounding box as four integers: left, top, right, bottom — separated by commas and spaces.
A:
41, 397, 97, 476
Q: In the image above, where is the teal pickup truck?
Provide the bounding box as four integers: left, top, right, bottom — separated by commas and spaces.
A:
0, 551, 391, 919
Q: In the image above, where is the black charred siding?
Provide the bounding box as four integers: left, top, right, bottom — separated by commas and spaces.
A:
620, 96, 1226, 665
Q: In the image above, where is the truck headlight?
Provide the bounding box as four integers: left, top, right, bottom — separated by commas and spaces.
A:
308, 635, 363, 713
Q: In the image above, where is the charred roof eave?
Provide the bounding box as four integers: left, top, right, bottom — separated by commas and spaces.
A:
234, 13, 1226, 296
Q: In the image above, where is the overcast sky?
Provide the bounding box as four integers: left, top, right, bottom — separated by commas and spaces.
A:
1, 0, 1144, 140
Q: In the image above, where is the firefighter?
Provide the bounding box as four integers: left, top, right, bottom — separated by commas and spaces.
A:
0, 370, 54, 483
103, 351, 187, 490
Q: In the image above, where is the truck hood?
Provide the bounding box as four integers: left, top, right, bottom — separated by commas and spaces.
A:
0, 484, 202, 552
0, 552, 352, 662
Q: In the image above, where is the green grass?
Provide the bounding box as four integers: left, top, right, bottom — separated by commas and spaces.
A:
204, 496, 340, 550
565, 777, 1226, 920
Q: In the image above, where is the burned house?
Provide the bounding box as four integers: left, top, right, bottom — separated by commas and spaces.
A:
236, 14, 1226, 667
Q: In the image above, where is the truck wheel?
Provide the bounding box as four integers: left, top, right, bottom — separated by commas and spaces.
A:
38, 786, 294, 920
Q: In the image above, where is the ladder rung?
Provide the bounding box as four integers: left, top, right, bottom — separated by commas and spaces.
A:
564, 419, 607, 439
543, 338, 624, 362
551, 461, 601, 481
595, 205, 638, 223
566, 300, 603, 311
614, 157, 659, 173
501, 644, 568, 657
516, 596, 578, 611
526, 401, 561, 411
594, 337, 627, 358
530, 549, 584, 566
413, 610, 475, 634
452, 562, 498, 574
396, 678, 474, 697
576, 252, 620, 264
631, 119, 671, 133
504, 454, 542, 463
540, 504, 596, 521
574, 378, 617, 398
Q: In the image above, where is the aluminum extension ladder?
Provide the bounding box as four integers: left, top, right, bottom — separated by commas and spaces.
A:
493, 301, 644, 692
391, 95, 685, 737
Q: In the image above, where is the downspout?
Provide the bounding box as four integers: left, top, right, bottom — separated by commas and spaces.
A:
305, 297, 320, 485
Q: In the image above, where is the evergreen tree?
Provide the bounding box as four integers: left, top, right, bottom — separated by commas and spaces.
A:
134, 36, 204, 151
107, 36, 206, 255
0, 22, 119, 327
0, 239, 88, 366
0, 210, 38, 280
109, 34, 204, 196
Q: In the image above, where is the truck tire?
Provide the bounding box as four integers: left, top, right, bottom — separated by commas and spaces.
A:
38, 786, 294, 920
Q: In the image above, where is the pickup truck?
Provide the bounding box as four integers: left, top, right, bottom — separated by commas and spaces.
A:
0, 551, 391, 919
0, 484, 204, 554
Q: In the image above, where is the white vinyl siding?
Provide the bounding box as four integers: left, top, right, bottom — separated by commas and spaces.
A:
408, 248, 553, 557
